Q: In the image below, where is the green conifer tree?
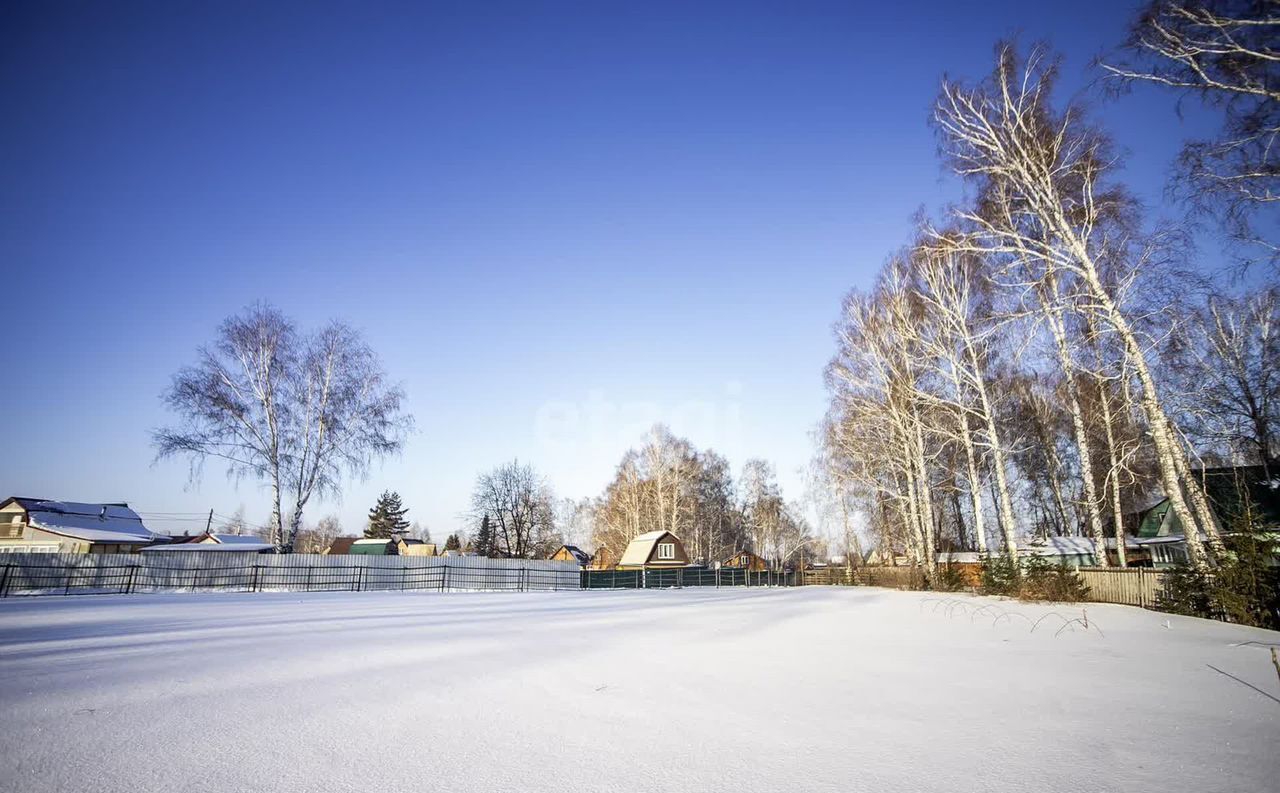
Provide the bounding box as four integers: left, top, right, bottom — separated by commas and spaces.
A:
365, 490, 410, 539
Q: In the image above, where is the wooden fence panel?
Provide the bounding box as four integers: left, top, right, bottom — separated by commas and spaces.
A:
1075, 567, 1168, 608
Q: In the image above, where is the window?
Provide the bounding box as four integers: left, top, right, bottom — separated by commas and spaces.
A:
657, 542, 675, 560
740, 555, 750, 565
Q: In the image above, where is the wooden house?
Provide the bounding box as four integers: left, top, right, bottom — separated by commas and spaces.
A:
616, 530, 689, 570
550, 545, 592, 566
721, 551, 768, 571
396, 537, 437, 556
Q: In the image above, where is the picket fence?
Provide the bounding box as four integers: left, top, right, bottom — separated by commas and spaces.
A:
0, 553, 581, 596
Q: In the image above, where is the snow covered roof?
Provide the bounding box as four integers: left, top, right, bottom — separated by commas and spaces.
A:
618, 531, 680, 567
7, 497, 156, 544
206, 534, 268, 545
1020, 536, 1098, 556
557, 545, 592, 564
352, 538, 393, 545
142, 542, 274, 553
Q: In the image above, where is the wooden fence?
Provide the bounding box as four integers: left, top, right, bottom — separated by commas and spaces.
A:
1075, 567, 1168, 609
802, 565, 1169, 610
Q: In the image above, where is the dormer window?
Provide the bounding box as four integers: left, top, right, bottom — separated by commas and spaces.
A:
657, 542, 675, 560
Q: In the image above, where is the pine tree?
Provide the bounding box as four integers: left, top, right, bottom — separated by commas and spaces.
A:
444, 533, 461, 551
365, 490, 410, 539
475, 514, 493, 557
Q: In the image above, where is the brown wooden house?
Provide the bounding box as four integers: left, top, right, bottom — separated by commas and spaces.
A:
722, 551, 768, 572
616, 530, 689, 570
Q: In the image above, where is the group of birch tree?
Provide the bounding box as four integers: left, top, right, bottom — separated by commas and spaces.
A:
588, 425, 811, 567
826, 5, 1277, 573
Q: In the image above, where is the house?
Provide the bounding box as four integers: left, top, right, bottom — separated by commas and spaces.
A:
585, 546, 614, 569
349, 538, 398, 555
1122, 465, 1280, 567
550, 545, 592, 565
722, 551, 768, 571
616, 530, 689, 570
0, 497, 156, 554
396, 537, 437, 556
1019, 536, 1099, 567
141, 532, 274, 553
324, 536, 360, 555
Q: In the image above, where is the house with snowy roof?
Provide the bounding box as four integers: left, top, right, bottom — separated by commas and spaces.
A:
0, 496, 157, 554
721, 551, 769, 571
141, 531, 274, 553
615, 530, 689, 570
550, 544, 592, 566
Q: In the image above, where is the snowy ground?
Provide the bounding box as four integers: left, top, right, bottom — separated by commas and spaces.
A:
0, 588, 1277, 793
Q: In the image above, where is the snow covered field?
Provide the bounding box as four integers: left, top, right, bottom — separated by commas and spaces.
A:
0, 588, 1276, 793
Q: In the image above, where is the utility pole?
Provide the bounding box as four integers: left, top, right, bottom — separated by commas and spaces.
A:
205, 509, 214, 535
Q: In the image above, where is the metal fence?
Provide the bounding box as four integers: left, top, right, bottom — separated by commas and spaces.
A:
0, 553, 581, 596
581, 567, 798, 589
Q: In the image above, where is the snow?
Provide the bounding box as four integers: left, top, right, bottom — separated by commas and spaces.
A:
0, 588, 1276, 792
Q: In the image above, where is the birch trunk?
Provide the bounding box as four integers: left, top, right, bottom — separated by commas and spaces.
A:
1040, 284, 1110, 565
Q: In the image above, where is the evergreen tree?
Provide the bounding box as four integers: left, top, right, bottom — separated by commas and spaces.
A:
475, 514, 493, 557
444, 533, 461, 551
365, 490, 410, 539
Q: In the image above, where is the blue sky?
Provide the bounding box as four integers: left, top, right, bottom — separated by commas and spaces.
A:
0, 1, 1221, 539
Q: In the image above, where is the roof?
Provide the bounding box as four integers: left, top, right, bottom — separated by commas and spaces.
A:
556, 545, 592, 564
206, 533, 267, 545
4, 497, 155, 544
326, 537, 359, 555
350, 538, 396, 555
618, 531, 680, 567
142, 542, 274, 553
1020, 536, 1099, 557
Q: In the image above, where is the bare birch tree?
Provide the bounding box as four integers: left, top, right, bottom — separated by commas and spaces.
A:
155, 305, 412, 551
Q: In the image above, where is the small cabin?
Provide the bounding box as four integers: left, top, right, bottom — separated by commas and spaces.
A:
396, 537, 437, 556
616, 531, 689, 570
722, 552, 768, 572
550, 545, 592, 566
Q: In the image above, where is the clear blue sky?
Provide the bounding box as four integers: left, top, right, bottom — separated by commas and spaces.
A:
0, 1, 1220, 539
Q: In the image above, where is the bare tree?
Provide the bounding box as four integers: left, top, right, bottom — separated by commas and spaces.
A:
470, 460, 558, 558
1173, 287, 1280, 472
155, 305, 412, 551
295, 515, 343, 554
935, 44, 1220, 566
1104, 0, 1279, 265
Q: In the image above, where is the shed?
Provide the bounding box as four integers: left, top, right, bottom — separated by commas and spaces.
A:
616, 531, 689, 570
1019, 536, 1099, 568
350, 538, 398, 555
550, 545, 592, 566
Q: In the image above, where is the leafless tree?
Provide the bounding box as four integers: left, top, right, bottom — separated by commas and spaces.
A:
935, 44, 1221, 566
154, 305, 412, 551
1104, 0, 1279, 266
470, 460, 558, 558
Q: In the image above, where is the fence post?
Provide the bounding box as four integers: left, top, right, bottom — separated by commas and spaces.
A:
441, 563, 448, 592
0, 563, 10, 598
252, 564, 261, 592
125, 566, 136, 595
64, 566, 74, 596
